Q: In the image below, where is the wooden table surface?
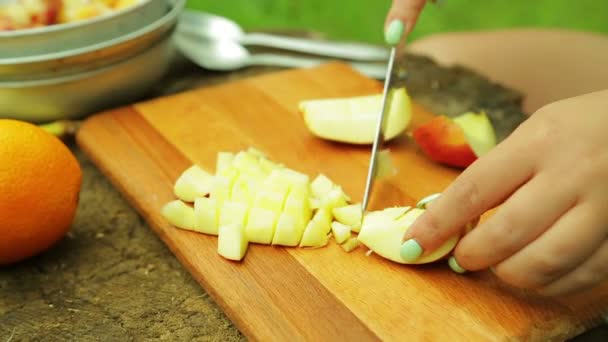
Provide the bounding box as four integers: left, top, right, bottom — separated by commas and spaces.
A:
1, 39, 606, 341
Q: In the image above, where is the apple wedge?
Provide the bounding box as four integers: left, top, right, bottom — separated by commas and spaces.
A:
341, 237, 360, 252
161, 200, 196, 230
299, 208, 332, 248
452, 111, 497, 157
245, 207, 278, 244
218, 223, 249, 261
332, 203, 362, 233
219, 200, 249, 228
299, 87, 412, 144
272, 212, 305, 247
358, 207, 460, 264
173, 165, 214, 202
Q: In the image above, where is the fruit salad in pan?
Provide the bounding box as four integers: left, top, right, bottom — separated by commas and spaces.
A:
0, 0, 141, 31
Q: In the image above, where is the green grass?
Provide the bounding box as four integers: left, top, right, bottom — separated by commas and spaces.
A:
185, 0, 608, 44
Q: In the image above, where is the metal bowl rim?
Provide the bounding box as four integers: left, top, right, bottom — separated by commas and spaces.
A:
0, 0, 158, 38
0, 0, 183, 65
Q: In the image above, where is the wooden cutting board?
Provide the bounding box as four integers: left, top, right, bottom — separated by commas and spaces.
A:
76, 62, 607, 341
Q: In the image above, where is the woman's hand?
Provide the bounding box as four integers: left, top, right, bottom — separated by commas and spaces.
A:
400, 89, 608, 296
384, 0, 428, 45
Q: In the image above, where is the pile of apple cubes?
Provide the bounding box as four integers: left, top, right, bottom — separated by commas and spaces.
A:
161, 147, 362, 261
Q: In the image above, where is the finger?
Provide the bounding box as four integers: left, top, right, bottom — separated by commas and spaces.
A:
400, 134, 535, 262
493, 202, 607, 290
540, 240, 608, 296
384, 0, 427, 45
453, 171, 577, 271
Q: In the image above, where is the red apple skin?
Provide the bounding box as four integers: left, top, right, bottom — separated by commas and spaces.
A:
412, 115, 477, 168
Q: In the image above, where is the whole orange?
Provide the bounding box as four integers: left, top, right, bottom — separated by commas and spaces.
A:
0, 119, 82, 265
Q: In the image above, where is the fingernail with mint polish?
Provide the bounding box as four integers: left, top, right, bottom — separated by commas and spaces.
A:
400, 239, 423, 262
385, 20, 405, 46
448, 256, 467, 274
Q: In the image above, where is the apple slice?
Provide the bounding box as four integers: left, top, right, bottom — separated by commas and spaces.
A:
194, 197, 219, 235
161, 200, 196, 230
217, 223, 249, 261
299, 87, 412, 144
232, 151, 267, 178
452, 111, 497, 157
245, 207, 278, 244
173, 165, 214, 202
219, 200, 249, 228
412, 115, 478, 168
299, 208, 332, 247
216, 152, 235, 173
319, 186, 348, 212
283, 190, 312, 230
332, 203, 362, 233
358, 207, 460, 264
211, 167, 239, 206
254, 186, 288, 213
272, 212, 305, 246
341, 237, 360, 252
331, 221, 351, 244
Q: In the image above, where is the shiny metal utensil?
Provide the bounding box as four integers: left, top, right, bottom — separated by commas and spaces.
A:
361, 46, 397, 212
175, 33, 387, 79
177, 9, 389, 61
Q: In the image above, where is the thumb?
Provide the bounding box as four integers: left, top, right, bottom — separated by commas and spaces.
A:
384, 0, 427, 45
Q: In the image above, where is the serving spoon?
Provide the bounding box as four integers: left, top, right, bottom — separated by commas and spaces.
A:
177, 9, 390, 62
175, 33, 387, 79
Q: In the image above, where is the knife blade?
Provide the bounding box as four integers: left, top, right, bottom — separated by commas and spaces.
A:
361, 46, 397, 212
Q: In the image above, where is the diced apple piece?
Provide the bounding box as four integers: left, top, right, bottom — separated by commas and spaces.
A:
332, 203, 362, 232
299, 208, 332, 247
341, 237, 360, 252
211, 168, 239, 206
320, 186, 348, 213
245, 207, 278, 244
259, 157, 283, 174
283, 190, 312, 229
358, 207, 459, 264
253, 187, 288, 213
231, 177, 254, 204
272, 213, 305, 246
232, 150, 266, 177
246, 147, 267, 159
452, 111, 497, 157
173, 165, 214, 202
310, 198, 321, 210
194, 197, 219, 235
219, 200, 249, 228
299, 87, 412, 144
161, 200, 196, 230
271, 168, 310, 190
216, 152, 235, 173
331, 222, 351, 244
218, 224, 248, 261
311, 174, 334, 198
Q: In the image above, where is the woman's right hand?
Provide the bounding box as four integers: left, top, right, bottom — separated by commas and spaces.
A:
384, 0, 428, 45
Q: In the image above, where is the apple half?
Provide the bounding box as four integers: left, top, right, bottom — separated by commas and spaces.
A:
299, 87, 412, 144
358, 207, 459, 264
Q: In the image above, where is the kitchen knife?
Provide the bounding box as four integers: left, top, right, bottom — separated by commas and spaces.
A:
361, 46, 397, 212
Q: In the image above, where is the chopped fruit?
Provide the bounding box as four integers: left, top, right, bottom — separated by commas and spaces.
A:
283, 190, 312, 230
358, 207, 459, 264
272, 213, 305, 246
413, 115, 477, 168
272, 168, 310, 190
219, 200, 249, 228
245, 207, 278, 244
341, 237, 360, 252
217, 224, 248, 261
211, 167, 239, 206
375, 149, 396, 179
332, 203, 362, 233
173, 165, 214, 202
254, 187, 288, 213
232, 151, 265, 176
216, 152, 235, 173
231, 176, 255, 205
194, 198, 219, 235
299, 208, 332, 247
319, 187, 348, 212
310, 198, 321, 210
299, 87, 412, 144
452, 111, 497, 157
161, 200, 196, 230
311, 174, 335, 199
331, 222, 351, 244
259, 157, 283, 174
246, 147, 266, 159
